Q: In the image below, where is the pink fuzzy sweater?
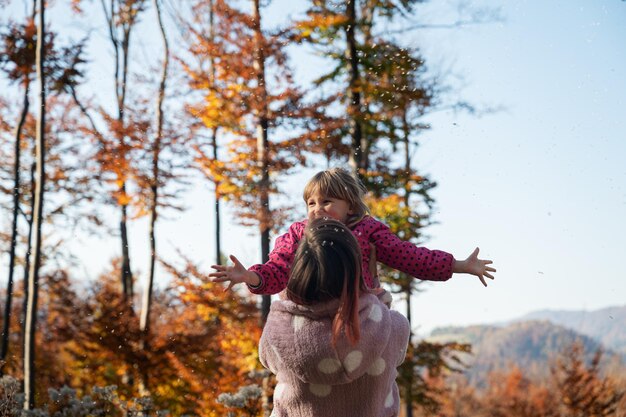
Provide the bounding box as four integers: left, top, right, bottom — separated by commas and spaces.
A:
249, 216, 454, 294
260, 292, 410, 417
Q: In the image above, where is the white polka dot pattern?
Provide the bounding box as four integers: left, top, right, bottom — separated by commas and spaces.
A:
318, 358, 342, 374
271, 344, 282, 363
343, 350, 363, 373
274, 383, 286, 400
309, 383, 332, 397
368, 304, 383, 322
384, 389, 394, 408
366, 357, 386, 376
292, 315, 307, 332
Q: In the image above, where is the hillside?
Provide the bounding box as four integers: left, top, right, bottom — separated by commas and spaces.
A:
427, 319, 620, 386
516, 305, 626, 355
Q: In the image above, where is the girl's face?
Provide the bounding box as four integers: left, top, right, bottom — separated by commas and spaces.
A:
306, 191, 353, 224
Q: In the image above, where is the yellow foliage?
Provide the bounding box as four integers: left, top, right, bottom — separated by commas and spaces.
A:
367, 194, 421, 239
196, 303, 220, 321
368, 194, 405, 218
116, 193, 131, 206
297, 14, 348, 32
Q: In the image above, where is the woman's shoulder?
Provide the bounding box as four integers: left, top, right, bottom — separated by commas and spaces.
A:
269, 297, 340, 320
359, 293, 408, 333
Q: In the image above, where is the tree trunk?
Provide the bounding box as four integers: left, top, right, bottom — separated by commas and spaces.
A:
21, 162, 36, 376
139, 0, 169, 395
212, 127, 221, 264
252, 2, 272, 415
251, 0, 271, 327
208, 0, 221, 265
402, 113, 414, 417
0, 77, 30, 376
106, 0, 134, 302
119, 20, 133, 298
24, 0, 46, 407
140, 0, 169, 337
345, 0, 365, 175
120, 190, 133, 300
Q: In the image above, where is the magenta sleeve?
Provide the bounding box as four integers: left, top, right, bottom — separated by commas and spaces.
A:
247, 221, 304, 295
369, 220, 454, 281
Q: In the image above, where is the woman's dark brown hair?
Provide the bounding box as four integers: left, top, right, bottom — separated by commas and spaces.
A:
287, 218, 366, 345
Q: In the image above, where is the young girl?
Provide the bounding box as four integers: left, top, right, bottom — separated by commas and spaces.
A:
210, 167, 496, 293
259, 218, 409, 416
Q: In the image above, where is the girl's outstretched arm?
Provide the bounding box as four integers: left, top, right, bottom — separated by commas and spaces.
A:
209, 255, 261, 291
367, 218, 454, 282
453, 247, 496, 287
247, 221, 306, 294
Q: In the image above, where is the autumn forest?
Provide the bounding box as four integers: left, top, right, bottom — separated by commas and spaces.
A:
0, 0, 625, 415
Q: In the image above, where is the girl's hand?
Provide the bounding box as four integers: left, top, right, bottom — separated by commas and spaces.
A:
453, 247, 496, 287
209, 255, 260, 291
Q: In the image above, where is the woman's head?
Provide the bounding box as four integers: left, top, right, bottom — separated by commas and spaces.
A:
287, 217, 365, 345
303, 168, 369, 227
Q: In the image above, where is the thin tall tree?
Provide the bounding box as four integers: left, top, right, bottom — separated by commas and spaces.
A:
139, 0, 170, 338
185, 0, 223, 266
91, 0, 147, 301
0, 12, 35, 375
344, 0, 364, 174
250, 0, 271, 324
113, 0, 145, 302
23, 0, 46, 408
70, 0, 149, 302
207, 0, 221, 266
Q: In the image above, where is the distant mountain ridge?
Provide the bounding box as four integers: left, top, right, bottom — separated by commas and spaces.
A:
514, 305, 626, 355
426, 305, 626, 386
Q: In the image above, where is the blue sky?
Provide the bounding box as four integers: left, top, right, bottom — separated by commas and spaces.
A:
402, 0, 626, 332
1, 0, 625, 335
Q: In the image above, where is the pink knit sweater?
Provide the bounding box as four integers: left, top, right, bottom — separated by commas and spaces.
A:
249, 216, 454, 294
260, 292, 410, 417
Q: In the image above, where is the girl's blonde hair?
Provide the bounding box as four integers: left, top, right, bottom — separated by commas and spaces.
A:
303, 168, 369, 228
